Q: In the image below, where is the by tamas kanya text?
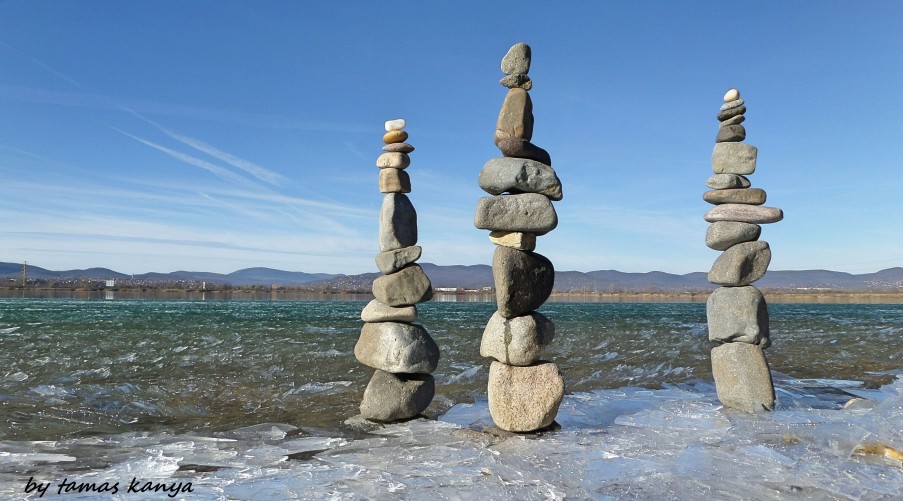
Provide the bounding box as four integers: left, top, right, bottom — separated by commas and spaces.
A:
25, 476, 193, 498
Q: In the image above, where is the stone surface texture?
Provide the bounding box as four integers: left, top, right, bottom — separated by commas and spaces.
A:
704, 204, 783, 224
379, 168, 411, 193
716, 105, 746, 121
478, 157, 562, 200
703, 188, 766, 205
480, 311, 555, 366
379, 193, 417, 251
708, 241, 772, 286
474, 193, 558, 235
711, 343, 776, 413
360, 371, 434, 422
712, 142, 757, 175
489, 231, 536, 251
493, 246, 554, 318
360, 299, 417, 323
705, 221, 761, 251
372, 264, 433, 306
376, 152, 411, 169
706, 174, 751, 190
716, 124, 746, 143
496, 137, 551, 165
499, 74, 532, 90
487, 361, 564, 432
354, 322, 439, 374
495, 88, 534, 145
707, 286, 770, 347
501, 42, 531, 74
375, 246, 422, 275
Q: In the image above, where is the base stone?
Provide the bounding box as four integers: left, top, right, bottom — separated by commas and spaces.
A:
360, 370, 435, 422
487, 361, 564, 432
711, 343, 776, 413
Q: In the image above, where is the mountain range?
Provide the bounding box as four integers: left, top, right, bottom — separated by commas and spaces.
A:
3, 261, 903, 292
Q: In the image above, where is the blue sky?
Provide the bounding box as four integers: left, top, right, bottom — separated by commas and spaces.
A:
1, 2, 902, 275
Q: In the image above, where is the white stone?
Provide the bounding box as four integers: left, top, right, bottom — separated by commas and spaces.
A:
384, 118, 406, 132
723, 88, 740, 102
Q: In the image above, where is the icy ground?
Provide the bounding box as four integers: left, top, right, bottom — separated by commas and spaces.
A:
2, 373, 902, 500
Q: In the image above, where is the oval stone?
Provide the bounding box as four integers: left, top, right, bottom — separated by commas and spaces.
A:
383, 130, 408, 144
480, 311, 555, 366
706, 174, 751, 190
501, 42, 531, 75
354, 322, 439, 374
720, 98, 745, 111
704, 204, 783, 224
706, 221, 761, 251
372, 264, 433, 307
716, 124, 746, 143
707, 286, 770, 348
723, 88, 740, 102
382, 142, 415, 153
360, 299, 417, 323
474, 193, 557, 235
376, 152, 410, 170
495, 88, 533, 145
703, 188, 766, 205
478, 157, 562, 200
708, 240, 771, 286
720, 114, 746, 127
493, 247, 554, 318
379, 193, 417, 252
488, 361, 564, 432
360, 371, 433, 422
384, 118, 405, 132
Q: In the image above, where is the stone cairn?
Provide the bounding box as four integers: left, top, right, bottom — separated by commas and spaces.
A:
353, 118, 438, 422
473, 43, 565, 432
703, 89, 784, 413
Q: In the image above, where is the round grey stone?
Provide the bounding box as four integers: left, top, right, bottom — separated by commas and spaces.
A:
708, 241, 772, 286
478, 157, 562, 201
354, 322, 439, 374
480, 311, 555, 366
716, 124, 746, 143
706, 221, 761, 251
372, 264, 433, 307
379, 193, 417, 252
706, 174, 751, 190
703, 188, 766, 205
711, 343, 775, 413
720, 114, 746, 127
493, 247, 554, 318
360, 370, 434, 422
375, 246, 421, 275
706, 286, 770, 348
704, 204, 783, 224
474, 194, 558, 235
501, 42, 531, 75
720, 98, 745, 111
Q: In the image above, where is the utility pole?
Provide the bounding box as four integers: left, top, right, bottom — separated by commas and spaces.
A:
20, 261, 27, 287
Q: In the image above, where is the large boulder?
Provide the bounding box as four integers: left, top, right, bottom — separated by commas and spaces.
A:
487, 361, 564, 432
354, 322, 439, 374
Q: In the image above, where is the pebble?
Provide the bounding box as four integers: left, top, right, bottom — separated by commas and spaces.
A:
379, 168, 411, 193
375, 245, 421, 275
712, 142, 757, 175
706, 221, 761, 251
360, 371, 434, 422
717, 105, 746, 122
708, 240, 772, 286
501, 42, 531, 75
496, 137, 551, 166
723, 88, 740, 102
707, 286, 770, 347
489, 231, 536, 251
382, 142, 415, 153
706, 173, 751, 190
703, 188, 766, 205
495, 88, 534, 145
478, 157, 562, 201
493, 246, 554, 318
354, 322, 439, 374
474, 193, 558, 235
716, 124, 746, 143
711, 343, 775, 413
499, 74, 533, 90
376, 152, 410, 169
487, 361, 564, 432
704, 204, 783, 224
379, 193, 417, 252
384, 119, 406, 132
372, 264, 433, 307
383, 130, 408, 144
720, 98, 745, 111
480, 311, 555, 366
360, 299, 417, 323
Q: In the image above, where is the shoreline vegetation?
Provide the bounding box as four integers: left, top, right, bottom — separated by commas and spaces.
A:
3, 285, 903, 303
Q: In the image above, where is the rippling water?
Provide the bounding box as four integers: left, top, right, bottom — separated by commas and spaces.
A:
1, 298, 901, 499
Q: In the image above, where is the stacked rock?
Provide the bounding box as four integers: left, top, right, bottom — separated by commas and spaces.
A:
473, 42, 564, 433
354, 118, 438, 422
703, 89, 784, 414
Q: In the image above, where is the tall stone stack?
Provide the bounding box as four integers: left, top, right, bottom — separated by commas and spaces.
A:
353, 119, 438, 422
703, 89, 784, 414
473, 43, 565, 433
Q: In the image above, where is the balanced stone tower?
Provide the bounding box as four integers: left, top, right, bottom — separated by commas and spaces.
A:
474, 43, 565, 432
704, 89, 783, 413
354, 119, 438, 422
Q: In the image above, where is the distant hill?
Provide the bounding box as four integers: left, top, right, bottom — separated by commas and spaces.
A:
3, 261, 902, 291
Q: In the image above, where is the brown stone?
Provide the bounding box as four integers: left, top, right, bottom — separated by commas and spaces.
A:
496, 137, 551, 166
383, 130, 408, 144
489, 231, 536, 251
495, 88, 533, 145
379, 168, 411, 193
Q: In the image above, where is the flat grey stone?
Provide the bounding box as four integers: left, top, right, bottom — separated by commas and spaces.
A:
720, 114, 745, 127
494, 246, 554, 318
717, 104, 746, 121
703, 188, 766, 205
499, 73, 532, 90
360, 299, 416, 323
496, 137, 551, 165
375, 246, 421, 274
478, 157, 562, 201
354, 322, 439, 374
379, 168, 410, 193
501, 42, 531, 75
381, 142, 415, 153
708, 241, 771, 286
704, 204, 783, 224
379, 193, 417, 252
712, 142, 757, 175
487, 361, 564, 432
474, 193, 558, 235
720, 98, 745, 111
495, 88, 533, 145
360, 370, 434, 422
707, 286, 770, 348
372, 264, 433, 306
711, 343, 775, 413
706, 221, 761, 251
480, 311, 555, 366
706, 174, 751, 190
716, 124, 746, 143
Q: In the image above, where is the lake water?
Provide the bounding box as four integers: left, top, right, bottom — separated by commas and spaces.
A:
1, 298, 901, 499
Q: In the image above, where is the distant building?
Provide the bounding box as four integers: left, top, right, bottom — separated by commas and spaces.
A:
105, 279, 115, 287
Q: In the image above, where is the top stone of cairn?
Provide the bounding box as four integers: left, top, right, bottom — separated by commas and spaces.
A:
385, 118, 406, 132
501, 43, 531, 75
724, 88, 740, 102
